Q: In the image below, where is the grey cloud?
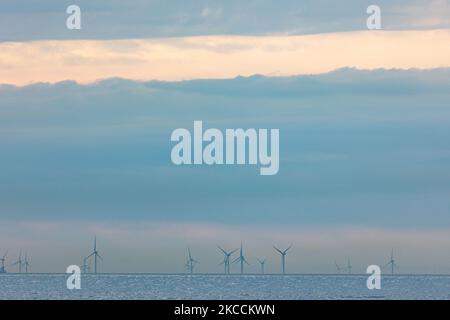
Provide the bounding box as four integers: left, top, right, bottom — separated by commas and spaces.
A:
0, 69, 450, 227
1, 0, 449, 41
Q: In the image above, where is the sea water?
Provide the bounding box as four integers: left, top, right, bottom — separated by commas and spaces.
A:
0, 274, 449, 300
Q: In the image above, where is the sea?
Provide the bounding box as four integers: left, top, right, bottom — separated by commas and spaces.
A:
1, 274, 449, 300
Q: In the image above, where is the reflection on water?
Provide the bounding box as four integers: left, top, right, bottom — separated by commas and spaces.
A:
0, 274, 449, 300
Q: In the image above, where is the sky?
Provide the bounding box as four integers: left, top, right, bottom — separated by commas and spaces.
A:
1, 0, 450, 273
1, 0, 450, 40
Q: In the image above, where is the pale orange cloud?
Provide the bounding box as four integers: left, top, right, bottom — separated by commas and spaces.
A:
1, 29, 450, 85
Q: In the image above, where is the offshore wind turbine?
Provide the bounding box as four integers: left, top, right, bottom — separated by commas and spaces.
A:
186, 247, 199, 274
219, 257, 227, 274
81, 256, 90, 273
384, 249, 397, 275
256, 258, 266, 274
24, 254, 30, 273
12, 251, 23, 273
347, 257, 352, 274
232, 241, 249, 274
87, 237, 102, 273
334, 260, 343, 274
0, 251, 7, 273
218, 246, 237, 274
273, 245, 292, 275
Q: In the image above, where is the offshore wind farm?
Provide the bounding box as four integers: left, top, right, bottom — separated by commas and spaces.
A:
0, 238, 404, 276
2, 238, 450, 300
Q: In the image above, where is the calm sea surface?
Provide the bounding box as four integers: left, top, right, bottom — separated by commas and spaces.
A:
1, 274, 449, 300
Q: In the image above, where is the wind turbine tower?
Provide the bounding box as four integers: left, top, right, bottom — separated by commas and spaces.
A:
256, 258, 266, 274
218, 246, 237, 274
334, 260, 343, 274
233, 242, 249, 274
24, 254, 30, 273
186, 247, 199, 274
12, 251, 23, 273
273, 245, 292, 275
347, 257, 352, 274
81, 256, 90, 273
87, 237, 102, 273
385, 249, 397, 275
0, 251, 7, 273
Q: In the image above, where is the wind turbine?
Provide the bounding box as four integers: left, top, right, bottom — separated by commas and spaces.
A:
81, 256, 90, 273
273, 245, 292, 275
0, 251, 7, 273
87, 237, 102, 273
219, 257, 227, 274
186, 247, 199, 274
256, 258, 266, 274
24, 253, 30, 273
232, 241, 249, 274
347, 257, 352, 274
384, 249, 397, 275
184, 259, 190, 273
334, 260, 343, 274
218, 246, 237, 274
12, 251, 23, 273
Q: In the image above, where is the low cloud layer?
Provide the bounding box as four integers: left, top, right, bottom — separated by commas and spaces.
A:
1, 30, 450, 85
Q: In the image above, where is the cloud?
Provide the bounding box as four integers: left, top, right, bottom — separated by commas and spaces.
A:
1, 69, 450, 227
2, 30, 450, 85
389, 0, 450, 28
1, 0, 450, 41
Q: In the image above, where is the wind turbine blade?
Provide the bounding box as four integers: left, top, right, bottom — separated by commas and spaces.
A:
285, 244, 293, 253
232, 256, 240, 264
334, 260, 340, 269
273, 246, 283, 254
217, 246, 227, 255
97, 254, 103, 261
230, 249, 238, 255
256, 258, 262, 264
87, 252, 95, 259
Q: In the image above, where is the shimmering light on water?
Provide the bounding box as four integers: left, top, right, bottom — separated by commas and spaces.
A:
1, 274, 449, 300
